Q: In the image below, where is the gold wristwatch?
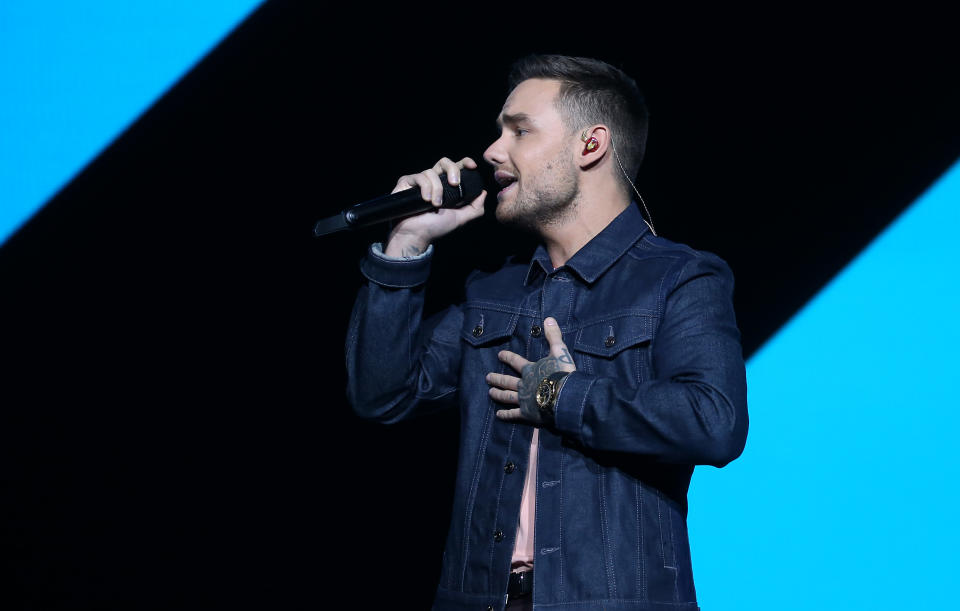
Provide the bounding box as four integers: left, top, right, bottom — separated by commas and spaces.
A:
535, 371, 570, 420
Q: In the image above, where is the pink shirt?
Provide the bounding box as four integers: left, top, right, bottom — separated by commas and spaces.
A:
510, 428, 538, 570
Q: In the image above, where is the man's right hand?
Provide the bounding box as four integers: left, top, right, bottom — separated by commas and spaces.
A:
383, 156, 487, 258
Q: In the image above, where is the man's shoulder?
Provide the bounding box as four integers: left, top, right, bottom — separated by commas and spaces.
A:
627, 231, 724, 263
625, 232, 735, 281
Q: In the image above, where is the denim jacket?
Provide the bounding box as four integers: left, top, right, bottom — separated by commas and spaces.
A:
345, 202, 748, 610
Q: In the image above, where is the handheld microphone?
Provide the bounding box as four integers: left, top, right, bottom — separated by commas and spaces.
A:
313, 169, 486, 237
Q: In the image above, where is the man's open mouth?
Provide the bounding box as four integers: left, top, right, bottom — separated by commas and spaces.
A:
494, 171, 518, 197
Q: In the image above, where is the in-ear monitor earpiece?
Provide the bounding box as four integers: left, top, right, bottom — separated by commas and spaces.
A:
580, 128, 658, 236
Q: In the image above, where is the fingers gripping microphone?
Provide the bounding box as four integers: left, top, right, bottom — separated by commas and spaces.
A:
313, 169, 486, 237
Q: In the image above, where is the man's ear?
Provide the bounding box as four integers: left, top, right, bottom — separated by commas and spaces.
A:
576, 125, 610, 169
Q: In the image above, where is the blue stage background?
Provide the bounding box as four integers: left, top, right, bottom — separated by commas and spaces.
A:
690, 160, 960, 609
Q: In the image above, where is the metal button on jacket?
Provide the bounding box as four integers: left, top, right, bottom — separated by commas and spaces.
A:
530, 324, 542, 337
494, 529, 504, 542
504, 461, 516, 474
605, 335, 616, 347
472, 325, 484, 337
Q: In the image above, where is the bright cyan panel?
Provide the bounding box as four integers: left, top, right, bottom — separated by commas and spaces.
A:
0, 1, 264, 244
689, 158, 960, 609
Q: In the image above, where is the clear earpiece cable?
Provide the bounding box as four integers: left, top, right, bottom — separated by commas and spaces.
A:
610, 137, 657, 236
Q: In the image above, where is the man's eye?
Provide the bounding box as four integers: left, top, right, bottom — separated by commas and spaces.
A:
515, 128, 528, 137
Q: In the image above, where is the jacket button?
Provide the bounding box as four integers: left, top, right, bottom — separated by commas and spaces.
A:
530, 324, 542, 337
487, 607, 494, 611
494, 529, 504, 542
604, 335, 616, 347
472, 325, 484, 337
504, 461, 516, 474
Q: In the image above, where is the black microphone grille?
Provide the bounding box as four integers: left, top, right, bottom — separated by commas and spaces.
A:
441, 168, 486, 207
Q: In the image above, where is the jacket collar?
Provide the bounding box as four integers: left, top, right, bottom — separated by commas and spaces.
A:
523, 202, 652, 286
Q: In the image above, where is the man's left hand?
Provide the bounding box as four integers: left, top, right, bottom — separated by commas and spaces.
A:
486, 317, 576, 424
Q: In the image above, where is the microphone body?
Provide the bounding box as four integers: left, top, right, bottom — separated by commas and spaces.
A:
313, 169, 485, 237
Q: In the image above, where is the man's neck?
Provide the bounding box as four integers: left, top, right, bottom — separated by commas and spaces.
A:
541, 187, 631, 270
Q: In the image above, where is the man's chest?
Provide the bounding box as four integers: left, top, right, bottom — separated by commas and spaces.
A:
460, 263, 666, 389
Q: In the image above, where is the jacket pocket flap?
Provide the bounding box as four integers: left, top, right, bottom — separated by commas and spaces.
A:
461, 303, 520, 345
574, 313, 654, 357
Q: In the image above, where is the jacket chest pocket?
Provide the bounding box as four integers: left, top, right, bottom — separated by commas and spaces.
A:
460, 303, 522, 371
572, 312, 655, 384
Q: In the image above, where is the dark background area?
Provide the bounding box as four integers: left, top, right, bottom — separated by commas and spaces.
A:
2, 4, 958, 609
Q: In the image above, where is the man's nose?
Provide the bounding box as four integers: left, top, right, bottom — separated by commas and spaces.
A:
483, 137, 505, 167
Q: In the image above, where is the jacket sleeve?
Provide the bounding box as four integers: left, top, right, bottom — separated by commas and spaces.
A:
552, 252, 749, 467
344, 243, 464, 424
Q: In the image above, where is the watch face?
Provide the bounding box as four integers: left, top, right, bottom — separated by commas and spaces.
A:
536, 378, 553, 408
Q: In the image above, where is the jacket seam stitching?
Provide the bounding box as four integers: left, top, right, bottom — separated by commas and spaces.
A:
460, 386, 497, 590
558, 445, 565, 598
637, 479, 646, 599
598, 469, 617, 598
575, 377, 596, 445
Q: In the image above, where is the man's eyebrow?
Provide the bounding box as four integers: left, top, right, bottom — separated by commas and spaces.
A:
495, 112, 532, 129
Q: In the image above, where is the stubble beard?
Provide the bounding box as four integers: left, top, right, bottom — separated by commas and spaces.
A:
495, 152, 580, 235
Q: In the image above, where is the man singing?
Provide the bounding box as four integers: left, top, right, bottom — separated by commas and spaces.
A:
345, 54, 748, 611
